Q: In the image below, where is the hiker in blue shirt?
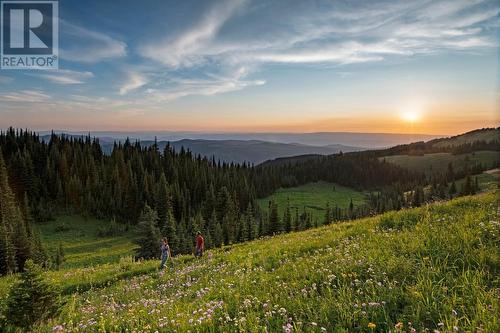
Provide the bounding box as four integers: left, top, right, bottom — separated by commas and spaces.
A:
160, 237, 170, 269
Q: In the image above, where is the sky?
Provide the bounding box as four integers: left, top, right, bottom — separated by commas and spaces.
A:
0, 0, 499, 135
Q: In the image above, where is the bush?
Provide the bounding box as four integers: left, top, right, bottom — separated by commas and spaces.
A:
4, 260, 62, 328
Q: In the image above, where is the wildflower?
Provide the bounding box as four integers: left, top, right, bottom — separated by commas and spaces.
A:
453, 327, 459, 332
395, 322, 404, 330
311, 322, 318, 326
368, 322, 376, 330
52, 325, 64, 332
282, 323, 293, 333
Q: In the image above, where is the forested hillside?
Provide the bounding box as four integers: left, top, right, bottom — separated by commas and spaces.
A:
0, 128, 496, 274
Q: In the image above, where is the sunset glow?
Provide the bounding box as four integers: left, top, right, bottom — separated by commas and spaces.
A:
0, 0, 498, 135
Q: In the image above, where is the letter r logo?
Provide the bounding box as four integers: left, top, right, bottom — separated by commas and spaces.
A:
1, 1, 57, 55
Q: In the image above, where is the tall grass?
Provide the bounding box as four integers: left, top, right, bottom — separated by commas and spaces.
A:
1, 192, 498, 332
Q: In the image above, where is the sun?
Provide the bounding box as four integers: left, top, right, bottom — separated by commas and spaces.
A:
400, 103, 423, 123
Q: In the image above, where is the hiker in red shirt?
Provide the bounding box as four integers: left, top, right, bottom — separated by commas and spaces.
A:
195, 231, 204, 258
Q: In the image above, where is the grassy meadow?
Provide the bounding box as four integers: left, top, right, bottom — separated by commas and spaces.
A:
256, 181, 367, 221
381, 151, 500, 176
35, 216, 138, 269
1, 191, 499, 332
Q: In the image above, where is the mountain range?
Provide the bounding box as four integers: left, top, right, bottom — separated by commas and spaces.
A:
36, 131, 446, 165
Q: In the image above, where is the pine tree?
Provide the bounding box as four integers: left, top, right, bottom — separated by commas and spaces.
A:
324, 203, 331, 225
462, 175, 473, 196
213, 221, 223, 247
54, 243, 65, 270
348, 199, 354, 219
283, 199, 292, 232
268, 201, 281, 234
449, 181, 457, 197
5, 260, 61, 328
135, 205, 161, 259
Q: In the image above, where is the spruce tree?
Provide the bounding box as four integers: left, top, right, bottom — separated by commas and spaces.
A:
5, 260, 61, 328
54, 243, 65, 270
135, 205, 161, 259
268, 201, 281, 234
449, 181, 457, 197
283, 199, 292, 232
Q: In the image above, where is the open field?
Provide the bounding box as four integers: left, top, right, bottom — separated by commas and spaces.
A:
381, 151, 500, 176
256, 181, 367, 221
35, 216, 138, 269
1, 191, 498, 332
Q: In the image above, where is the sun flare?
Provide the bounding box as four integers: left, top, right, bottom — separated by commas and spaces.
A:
400, 103, 424, 123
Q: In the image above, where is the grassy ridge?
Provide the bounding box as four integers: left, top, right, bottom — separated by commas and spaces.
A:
381, 151, 500, 175
1, 191, 497, 332
432, 128, 500, 148
256, 181, 367, 221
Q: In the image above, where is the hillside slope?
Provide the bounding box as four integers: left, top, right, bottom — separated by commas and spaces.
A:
431, 128, 499, 148
2, 191, 498, 332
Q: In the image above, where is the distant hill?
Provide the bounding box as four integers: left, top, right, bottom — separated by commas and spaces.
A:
430, 128, 499, 148
38, 130, 442, 148
39, 135, 363, 165
125, 139, 362, 165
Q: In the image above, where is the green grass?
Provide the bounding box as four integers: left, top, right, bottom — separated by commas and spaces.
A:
1, 191, 497, 332
256, 181, 367, 221
381, 151, 500, 176
35, 216, 138, 269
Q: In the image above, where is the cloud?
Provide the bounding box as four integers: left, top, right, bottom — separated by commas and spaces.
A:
36, 69, 94, 85
119, 72, 148, 95
60, 22, 127, 63
0, 90, 51, 103
146, 66, 264, 102
140, 0, 498, 71
141, 0, 246, 68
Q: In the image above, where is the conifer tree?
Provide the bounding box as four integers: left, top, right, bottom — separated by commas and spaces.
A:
449, 181, 457, 197
5, 260, 61, 328
54, 243, 65, 270
324, 203, 331, 225
283, 199, 292, 232
135, 205, 161, 259
268, 201, 281, 234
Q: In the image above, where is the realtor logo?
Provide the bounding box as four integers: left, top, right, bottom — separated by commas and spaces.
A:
1, 1, 58, 69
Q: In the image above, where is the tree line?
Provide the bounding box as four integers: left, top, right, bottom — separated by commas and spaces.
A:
0, 128, 496, 271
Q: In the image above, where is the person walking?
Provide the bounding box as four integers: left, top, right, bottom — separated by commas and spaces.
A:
195, 231, 204, 258
160, 238, 170, 269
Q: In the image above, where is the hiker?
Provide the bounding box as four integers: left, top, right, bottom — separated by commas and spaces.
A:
160, 237, 170, 269
195, 231, 204, 258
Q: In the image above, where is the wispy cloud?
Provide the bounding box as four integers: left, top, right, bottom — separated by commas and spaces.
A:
141, 0, 247, 68
35, 69, 94, 85
0, 90, 51, 103
146, 66, 264, 102
119, 71, 148, 95
60, 21, 127, 63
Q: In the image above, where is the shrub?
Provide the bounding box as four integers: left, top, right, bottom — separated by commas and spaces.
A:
4, 260, 62, 328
